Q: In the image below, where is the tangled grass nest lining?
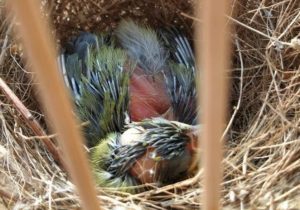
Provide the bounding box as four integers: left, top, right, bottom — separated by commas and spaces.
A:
1, 0, 300, 209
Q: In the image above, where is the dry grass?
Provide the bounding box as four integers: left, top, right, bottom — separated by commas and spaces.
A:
1, 0, 300, 209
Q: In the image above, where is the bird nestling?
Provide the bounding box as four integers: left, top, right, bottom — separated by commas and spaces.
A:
59, 20, 200, 193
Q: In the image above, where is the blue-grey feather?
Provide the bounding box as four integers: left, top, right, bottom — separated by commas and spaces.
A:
115, 20, 167, 74
160, 29, 198, 124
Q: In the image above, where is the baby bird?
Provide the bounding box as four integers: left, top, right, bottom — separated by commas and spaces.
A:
59, 20, 199, 193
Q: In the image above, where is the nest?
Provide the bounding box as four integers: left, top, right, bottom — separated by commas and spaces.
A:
1, 0, 300, 209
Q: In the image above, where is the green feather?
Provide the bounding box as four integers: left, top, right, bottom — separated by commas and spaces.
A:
76, 44, 134, 147
90, 133, 139, 193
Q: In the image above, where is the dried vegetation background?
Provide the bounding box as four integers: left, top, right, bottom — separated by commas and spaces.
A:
1, 0, 300, 209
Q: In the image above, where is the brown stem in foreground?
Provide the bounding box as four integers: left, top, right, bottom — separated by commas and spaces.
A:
0, 77, 66, 170
8, 0, 101, 208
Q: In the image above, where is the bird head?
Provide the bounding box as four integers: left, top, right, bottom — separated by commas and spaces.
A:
91, 118, 200, 192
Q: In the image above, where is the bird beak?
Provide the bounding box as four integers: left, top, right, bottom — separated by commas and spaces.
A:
169, 121, 201, 152
186, 125, 201, 174
186, 125, 201, 152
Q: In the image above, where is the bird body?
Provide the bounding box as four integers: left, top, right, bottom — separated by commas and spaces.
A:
59, 20, 199, 192
129, 67, 171, 121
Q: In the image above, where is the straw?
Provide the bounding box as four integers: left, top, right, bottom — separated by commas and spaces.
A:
8, 1, 101, 209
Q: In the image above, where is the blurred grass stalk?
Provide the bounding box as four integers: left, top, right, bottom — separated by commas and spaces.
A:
195, 0, 230, 209
8, 1, 101, 210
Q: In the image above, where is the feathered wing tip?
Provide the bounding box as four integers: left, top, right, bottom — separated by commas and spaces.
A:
62, 32, 114, 75
90, 133, 140, 193
115, 20, 167, 74
58, 32, 108, 100
160, 30, 198, 125
159, 28, 195, 71
60, 32, 133, 147
58, 53, 85, 103
77, 46, 132, 147
165, 63, 198, 125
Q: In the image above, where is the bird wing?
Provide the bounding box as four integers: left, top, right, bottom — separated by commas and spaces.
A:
58, 33, 132, 147
160, 29, 198, 125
